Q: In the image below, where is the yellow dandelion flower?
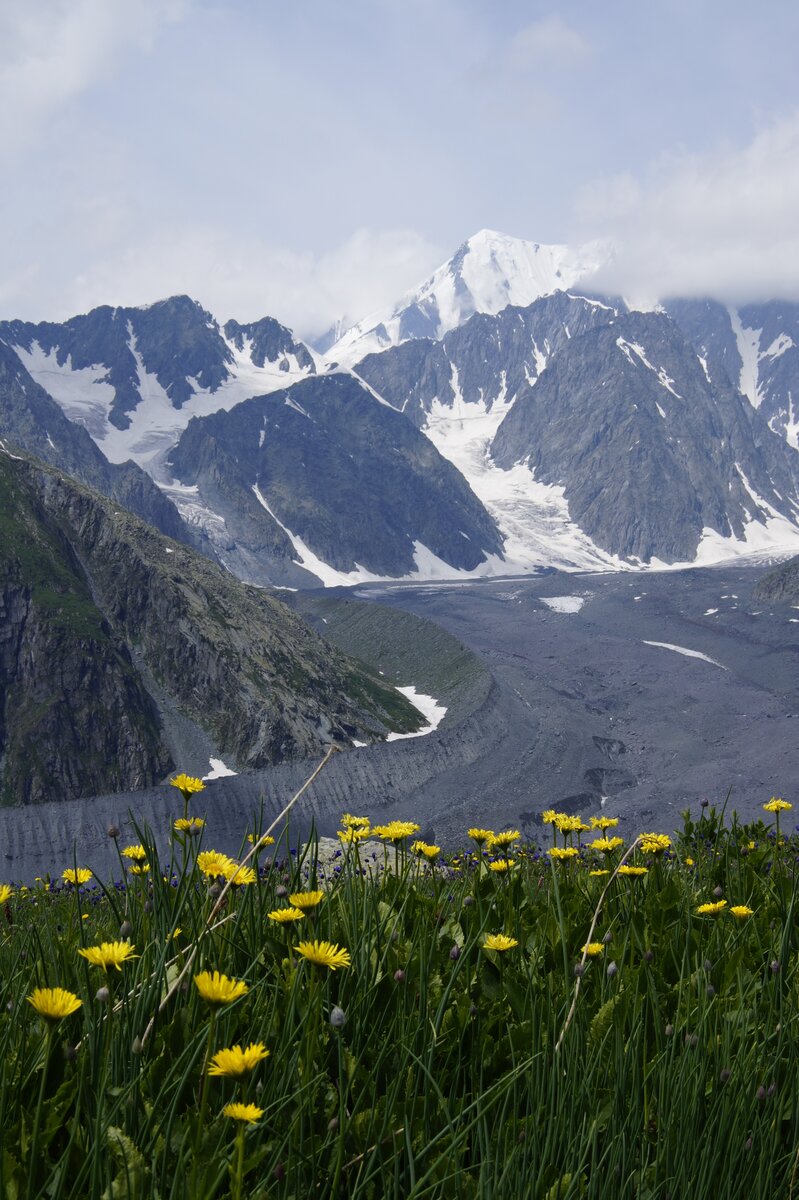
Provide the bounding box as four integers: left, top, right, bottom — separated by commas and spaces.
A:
589, 837, 624, 854
194, 970, 249, 1006
492, 829, 521, 848
77, 941, 138, 972
294, 940, 351, 970
482, 933, 518, 952
468, 828, 495, 846
128, 863, 150, 875
222, 862, 257, 886
684, 857, 695, 867
223, 1102, 264, 1123
582, 943, 604, 957
696, 899, 727, 916
554, 814, 586, 833
763, 797, 792, 813
489, 858, 515, 872
411, 841, 441, 860
590, 816, 620, 830
247, 833, 275, 846
371, 820, 421, 842
62, 868, 92, 886
540, 810, 558, 825
170, 773, 205, 797
267, 907, 305, 923
208, 1042, 270, 1076
27, 987, 82, 1022
196, 851, 236, 878
337, 827, 369, 844
617, 865, 648, 876
589, 869, 609, 876
548, 846, 579, 860
639, 833, 672, 854
0, 884, 14, 904
341, 813, 371, 829
729, 904, 754, 919
288, 890, 324, 911
121, 844, 147, 862
174, 817, 206, 833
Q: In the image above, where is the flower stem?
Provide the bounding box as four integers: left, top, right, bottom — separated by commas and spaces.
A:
27, 1023, 54, 1200
191, 1009, 217, 1198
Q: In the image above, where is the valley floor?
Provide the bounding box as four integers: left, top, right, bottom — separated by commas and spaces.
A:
1, 564, 797, 881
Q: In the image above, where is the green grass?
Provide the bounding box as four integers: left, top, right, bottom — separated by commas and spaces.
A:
1, 796, 798, 1198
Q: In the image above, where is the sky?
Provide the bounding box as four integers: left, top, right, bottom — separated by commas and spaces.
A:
4, 0, 799, 337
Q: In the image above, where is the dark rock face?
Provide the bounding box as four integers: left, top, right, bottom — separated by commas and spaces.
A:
354, 292, 620, 428
752, 555, 799, 604
169, 373, 505, 578
491, 311, 799, 562
224, 317, 316, 373
0, 296, 233, 430
0, 339, 202, 548
667, 297, 799, 447
0, 451, 422, 804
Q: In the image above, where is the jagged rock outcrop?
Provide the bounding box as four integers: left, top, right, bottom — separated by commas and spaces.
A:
752, 556, 799, 605
0, 449, 422, 804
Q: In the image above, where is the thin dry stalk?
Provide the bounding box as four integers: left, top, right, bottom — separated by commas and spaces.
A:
554, 835, 642, 1054
138, 744, 340, 1045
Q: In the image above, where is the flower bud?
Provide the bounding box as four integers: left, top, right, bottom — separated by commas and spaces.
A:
574, 963, 585, 978
274, 1163, 286, 1182
756, 1085, 767, 1103
603, 931, 613, 945
771, 960, 781, 974
712, 886, 723, 899
462, 896, 474, 907
719, 1068, 731, 1083
275, 885, 288, 898
131, 1036, 143, 1056
329, 1005, 346, 1028
107, 824, 121, 839
449, 944, 461, 961
745, 1137, 753, 1151
703, 959, 713, 973
143, 899, 154, 915
328, 1116, 339, 1132
95, 986, 110, 1003
706, 984, 715, 998
607, 961, 618, 978
643, 949, 654, 963
119, 920, 133, 938
393, 969, 405, 983
664, 1024, 673, 1038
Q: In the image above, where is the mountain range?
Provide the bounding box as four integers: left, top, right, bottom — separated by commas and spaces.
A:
3, 229, 799, 588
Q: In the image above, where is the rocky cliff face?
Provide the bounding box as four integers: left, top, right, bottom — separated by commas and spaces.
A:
0, 448, 422, 804
169, 372, 505, 581
752, 556, 799, 605
491, 311, 799, 562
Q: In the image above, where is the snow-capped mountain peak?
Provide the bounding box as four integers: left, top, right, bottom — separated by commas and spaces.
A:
326, 229, 609, 366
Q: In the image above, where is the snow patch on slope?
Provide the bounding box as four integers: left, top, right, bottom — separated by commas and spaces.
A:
386, 687, 447, 741
728, 307, 762, 408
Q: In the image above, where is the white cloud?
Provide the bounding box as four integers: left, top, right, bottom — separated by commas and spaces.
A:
0, 0, 187, 153
58, 225, 444, 338
508, 17, 593, 72
576, 113, 799, 304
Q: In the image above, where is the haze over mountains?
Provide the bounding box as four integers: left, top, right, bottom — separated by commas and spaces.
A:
2, 229, 799, 588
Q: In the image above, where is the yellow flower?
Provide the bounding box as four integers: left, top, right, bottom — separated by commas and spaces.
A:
27, 987, 82, 1022
763, 797, 792, 813
371, 820, 421, 842
341, 813, 371, 829
197, 851, 236, 878
267, 907, 305, 923
338, 827, 369, 844
223, 1102, 264, 1124
489, 858, 515, 872
128, 863, 150, 875
77, 941, 138, 972
696, 899, 727, 916
294, 940, 351, 970
639, 833, 672, 854
288, 890, 324, 911
589, 869, 609, 877
174, 817, 206, 833
548, 847, 579, 860
590, 816, 619, 830
170, 773, 205, 797
62, 868, 92, 886
208, 1042, 270, 1076
0, 884, 13, 905
411, 841, 441, 860
617, 866, 648, 877
247, 833, 275, 846
582, 943, 604, 957
492, 830, 521, 849
554, 815, 586, 833
194, 970, 249, 1006
468, 828, 495, 846
482, 933, 518, 952
222, 862, 257, 886
589, 837, 624, 854
684, 857, 695, 867
121, 844, 147, 861
540, 810, 558, 825
729, 904, 754, 919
